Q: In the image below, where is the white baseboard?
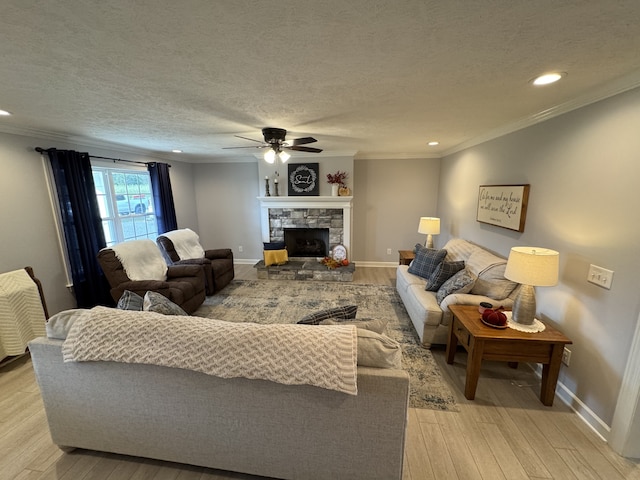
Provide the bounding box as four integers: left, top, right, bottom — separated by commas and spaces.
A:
530, 364, 610, 442
351, 261, 398, 268
233, 259, 260, 265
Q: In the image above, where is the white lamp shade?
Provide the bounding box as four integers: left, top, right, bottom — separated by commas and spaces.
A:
504, 247, 559, 286
418, 217, 440, 235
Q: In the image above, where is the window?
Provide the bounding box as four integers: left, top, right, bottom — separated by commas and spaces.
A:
92, 165, 158, 247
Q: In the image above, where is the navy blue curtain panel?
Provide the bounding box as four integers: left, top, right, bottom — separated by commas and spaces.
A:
148, 162, 178, 234
45, 149, 113, 308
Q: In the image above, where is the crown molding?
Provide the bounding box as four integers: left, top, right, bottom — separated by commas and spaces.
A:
354, 152, 441, 160
0, 124, 175, 160
443, 70, 640, 157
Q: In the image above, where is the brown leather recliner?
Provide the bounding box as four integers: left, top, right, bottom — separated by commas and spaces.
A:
157, 229, 234, 295
97, 240, 206, 314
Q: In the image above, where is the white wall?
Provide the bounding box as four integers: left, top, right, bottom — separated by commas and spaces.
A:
438, 86, 640, 433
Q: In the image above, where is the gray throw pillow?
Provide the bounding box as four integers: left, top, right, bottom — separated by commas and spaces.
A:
45, 309, 91, 340
297, 305, 358, 325
425, 261, 465, 291
143, 291, 188, 316
407, 246, 447, 280
356, 329, 402, 369
117, 290, 144, 311
319, 317, 388, 334
436, 268, 476, 304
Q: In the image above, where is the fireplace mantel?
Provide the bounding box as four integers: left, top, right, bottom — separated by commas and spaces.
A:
258, 196, 353, 255
257, 196, 353, 208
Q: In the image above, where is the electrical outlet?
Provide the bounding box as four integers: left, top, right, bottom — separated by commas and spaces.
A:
386, 248, 392, 255
562, 347, 571, 366
587, 264, 614, 289
238, 245, 243, 253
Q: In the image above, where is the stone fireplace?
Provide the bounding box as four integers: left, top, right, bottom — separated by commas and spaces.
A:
258, 196, 353, 257
284, 228, 330, 257
256, 196, 354, 281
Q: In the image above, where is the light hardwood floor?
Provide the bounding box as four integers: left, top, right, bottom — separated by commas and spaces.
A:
1, 265, 639, 480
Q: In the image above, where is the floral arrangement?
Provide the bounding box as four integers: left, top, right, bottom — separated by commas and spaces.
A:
326, 170, 348, 187
320, 256, 350, 269
321, 256, 341, 269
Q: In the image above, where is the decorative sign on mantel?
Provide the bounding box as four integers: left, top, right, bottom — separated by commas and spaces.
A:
288, 163, 319, 196
477, 184, 530, 232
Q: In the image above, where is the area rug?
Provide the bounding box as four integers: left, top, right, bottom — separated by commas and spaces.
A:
193, 279, 458, 411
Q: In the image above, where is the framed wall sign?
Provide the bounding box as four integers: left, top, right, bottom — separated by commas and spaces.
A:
288, 163, 319, 196
477, 184, 530, 232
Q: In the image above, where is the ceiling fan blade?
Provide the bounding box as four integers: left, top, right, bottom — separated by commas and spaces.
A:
234, 135, 265, 144
289, 146, 323, 153
222, 145, 263, 149
291, 136, 317, 146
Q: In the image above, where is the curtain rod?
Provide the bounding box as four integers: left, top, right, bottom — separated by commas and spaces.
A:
34, 148, 167, 167
89, 155, 149, 166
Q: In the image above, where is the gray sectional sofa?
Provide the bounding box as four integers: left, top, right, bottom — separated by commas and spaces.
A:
30, 322, 410, 480
396, 238, 520, 348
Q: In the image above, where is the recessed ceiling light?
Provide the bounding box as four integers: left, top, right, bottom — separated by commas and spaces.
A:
0, 109, 11, 116
428, 141, 439, 146
171, 149, 183, 153
531, 72, 565, 86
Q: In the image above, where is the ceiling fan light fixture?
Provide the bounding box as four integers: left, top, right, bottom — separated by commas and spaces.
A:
278, 150, 290, 162
264, 149, 276, 163
531, 72, 565, 86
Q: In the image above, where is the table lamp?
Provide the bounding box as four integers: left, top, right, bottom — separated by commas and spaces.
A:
504, 247, 559, 325
418, 217, 440, 248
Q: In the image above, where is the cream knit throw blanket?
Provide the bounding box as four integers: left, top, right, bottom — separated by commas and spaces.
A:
163, 228, 205, 260
62, 307, 358, 395
0, 269, 46, 357
110, 239, 168, 281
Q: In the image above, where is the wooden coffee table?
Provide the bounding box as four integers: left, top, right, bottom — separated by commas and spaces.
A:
446, 304, 572, 406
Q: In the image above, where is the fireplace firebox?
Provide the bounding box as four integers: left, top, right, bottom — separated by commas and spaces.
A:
284, 228, 329, 257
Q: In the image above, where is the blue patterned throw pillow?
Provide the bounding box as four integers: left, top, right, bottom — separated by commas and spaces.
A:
143, 291, 188, 316
425, 261, 465, 291
407, 246, 447, 280
117, 290, 144, 311
436, 268, 476, 304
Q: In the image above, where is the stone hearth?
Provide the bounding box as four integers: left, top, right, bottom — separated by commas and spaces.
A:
254, 260, 355, 282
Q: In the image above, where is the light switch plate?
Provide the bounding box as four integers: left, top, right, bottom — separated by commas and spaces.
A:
588, 264, 614, 289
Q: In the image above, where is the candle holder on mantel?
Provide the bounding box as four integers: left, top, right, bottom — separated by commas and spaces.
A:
274, 179, 279, 196
264, 177, 271, 197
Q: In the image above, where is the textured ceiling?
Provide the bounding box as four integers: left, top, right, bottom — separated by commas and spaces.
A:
1, 0, 640, 162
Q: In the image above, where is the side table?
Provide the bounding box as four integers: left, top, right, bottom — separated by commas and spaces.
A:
446, 304, 572, 406
398, 250, 415, 265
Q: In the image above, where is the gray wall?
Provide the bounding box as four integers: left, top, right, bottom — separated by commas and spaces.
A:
438, 86, 640, 431
193, 162, 262, 260
0, 132, 76, 315
353, 157, 440, 262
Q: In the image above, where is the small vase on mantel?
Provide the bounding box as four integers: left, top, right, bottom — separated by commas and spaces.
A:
331, 184, 339, 196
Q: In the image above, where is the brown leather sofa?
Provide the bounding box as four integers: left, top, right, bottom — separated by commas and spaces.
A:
157, 233, 234, 295
97, 248, 206, 314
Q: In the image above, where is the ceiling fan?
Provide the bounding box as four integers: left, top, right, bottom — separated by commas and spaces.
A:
223, 127, 322, 163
